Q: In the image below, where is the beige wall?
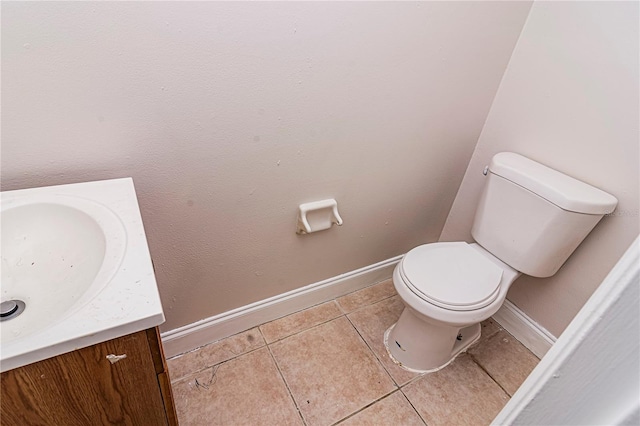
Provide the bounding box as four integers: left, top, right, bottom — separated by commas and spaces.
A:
441, 1, 639, 337
1, 2, 531, 331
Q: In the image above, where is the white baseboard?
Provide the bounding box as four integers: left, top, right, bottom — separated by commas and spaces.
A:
492, 299, 556, 359
160, 255, 403, 358
161, 255, 556, 360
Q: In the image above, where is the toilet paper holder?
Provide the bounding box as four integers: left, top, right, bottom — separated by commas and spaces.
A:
296, 199, 343, 234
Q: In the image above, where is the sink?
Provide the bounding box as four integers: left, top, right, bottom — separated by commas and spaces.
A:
1, 196, 126, 342
0, 178, 164, 372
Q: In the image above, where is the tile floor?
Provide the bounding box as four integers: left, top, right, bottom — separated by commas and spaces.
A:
167, 280, 540, 426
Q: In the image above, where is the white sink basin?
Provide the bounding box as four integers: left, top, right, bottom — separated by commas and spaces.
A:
0, 178, 164, 372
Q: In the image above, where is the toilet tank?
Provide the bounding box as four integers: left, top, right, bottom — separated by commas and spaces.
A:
471, 152, 618, 278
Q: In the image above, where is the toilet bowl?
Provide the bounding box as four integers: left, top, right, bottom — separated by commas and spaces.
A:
385, 242, 520, 372
383, 152, 618, 373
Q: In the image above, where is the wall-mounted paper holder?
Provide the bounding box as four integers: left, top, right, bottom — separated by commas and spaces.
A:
296, 199, 343, 234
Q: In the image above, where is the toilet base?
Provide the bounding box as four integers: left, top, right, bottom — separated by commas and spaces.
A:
383, 308, 481, 373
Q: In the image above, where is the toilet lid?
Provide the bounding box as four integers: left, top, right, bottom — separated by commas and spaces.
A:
400, 242, 503, 311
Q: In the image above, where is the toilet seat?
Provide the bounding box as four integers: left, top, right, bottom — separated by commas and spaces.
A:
399, 242, 503, 311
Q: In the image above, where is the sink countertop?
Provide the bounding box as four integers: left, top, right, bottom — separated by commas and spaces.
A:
0, 178, 165, 372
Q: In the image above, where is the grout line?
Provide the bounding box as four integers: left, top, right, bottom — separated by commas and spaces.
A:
167, 325, 267, 362
265, 340, 308, 426
398, 369, 429, 388
466, 325, 539, 398
342, 294, 430, 389
467, 352, 513, 398
267, 283, 400, 426
337, 284, 397, 315
259, 299, 342, 338
262, 281, 398, 347
256, 326, 269, 350
342, 291, 398, 315
171, 282, 396, 382
484, 320, 505, 339
397, 389, 429, 426
342, 312, 405, 388
171, 280, 408, 424
261, 303, 345, 345
170, 281, 534, 426
329, 388, 399, 426
265, 315, 345, 346
169, 344, 266, 385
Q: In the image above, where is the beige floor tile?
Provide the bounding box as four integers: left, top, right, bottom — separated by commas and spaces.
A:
347, 296, 421, 386
402, 353, 509, 426
172, 347, 302, 426
468, 329, 539, 396
259, 301, 343, 344
270, 317, 396, 426
336, 280, 397, 313
480, 317, 503, 342
167, 327, 264, 382
338, 391, 425, 426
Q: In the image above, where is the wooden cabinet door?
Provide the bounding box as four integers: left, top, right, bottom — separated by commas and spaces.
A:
1, 330, 168, 425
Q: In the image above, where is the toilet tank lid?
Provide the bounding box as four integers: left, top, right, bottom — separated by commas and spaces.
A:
489, 152, 618, 215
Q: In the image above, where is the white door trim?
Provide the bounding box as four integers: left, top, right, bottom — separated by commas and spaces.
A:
492, 235, 640, 425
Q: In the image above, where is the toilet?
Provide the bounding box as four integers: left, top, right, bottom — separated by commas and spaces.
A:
385, 152, 618, 373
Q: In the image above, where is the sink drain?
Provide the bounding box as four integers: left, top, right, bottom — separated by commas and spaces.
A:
0, 300, 26, 321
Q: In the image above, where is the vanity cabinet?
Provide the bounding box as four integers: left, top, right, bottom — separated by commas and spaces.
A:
1, 327, 178, 426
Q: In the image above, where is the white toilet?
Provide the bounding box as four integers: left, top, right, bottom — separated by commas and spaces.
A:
385, 152, 618, 373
